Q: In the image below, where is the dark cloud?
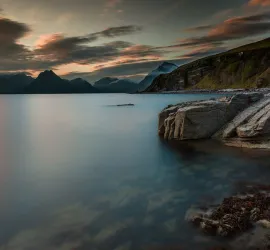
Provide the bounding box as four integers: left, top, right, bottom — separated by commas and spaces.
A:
33, 25, 147, 66
34, 29, 163, 68
159, 11, 270, 50
179, 12, 270, 47
0, 17, 31, 57
95, 25, 142, 37
0, 22, 148, 72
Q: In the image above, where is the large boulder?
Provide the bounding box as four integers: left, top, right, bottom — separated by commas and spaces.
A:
159, 93, 263, 140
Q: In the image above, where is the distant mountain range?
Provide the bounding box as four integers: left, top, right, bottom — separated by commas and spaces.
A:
93, 77, 138, 93
0, 61, 178, 94
0, 73, 34, 94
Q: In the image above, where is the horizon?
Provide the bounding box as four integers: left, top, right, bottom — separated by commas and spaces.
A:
0, 0, 269, 82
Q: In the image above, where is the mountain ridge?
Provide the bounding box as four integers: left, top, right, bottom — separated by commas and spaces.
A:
138, 61, 178, 91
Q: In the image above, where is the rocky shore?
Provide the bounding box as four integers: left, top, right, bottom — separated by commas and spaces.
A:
158, 92, 270, 149
185, 184, 270, 250
158, 88, 270, 95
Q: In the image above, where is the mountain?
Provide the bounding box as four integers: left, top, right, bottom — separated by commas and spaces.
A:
94, 77, 118, 88
70, 78, 99, 93
94, 78, 138, 93
25, 71, 99, 94
0, 73, 34, 93
145, 38, 270, 92
138, 62, 178, 91
25, 70, 74, 94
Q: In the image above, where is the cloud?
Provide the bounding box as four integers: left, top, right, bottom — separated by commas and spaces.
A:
0, 17, 31, 57
184, 25, 214, 32
33, 28, 161, 70
95, 25, 142, 38
165, 11, 270, 48
0, 23, 145, 73
34, 25, 143, 59
0, 17, 30, 43
248, 0, 270, 6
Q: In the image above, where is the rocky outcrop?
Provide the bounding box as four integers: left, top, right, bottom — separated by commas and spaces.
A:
145, 38, 270, 92
237, 104, 270, 138
186, 192, 270, 237
215, 97, 270, 138
158, 93, 270, 149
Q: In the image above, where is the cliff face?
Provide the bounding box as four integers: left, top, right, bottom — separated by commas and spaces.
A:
145, 38, 270, 92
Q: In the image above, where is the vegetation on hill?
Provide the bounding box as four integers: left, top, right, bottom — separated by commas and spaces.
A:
145, 38, 270, 92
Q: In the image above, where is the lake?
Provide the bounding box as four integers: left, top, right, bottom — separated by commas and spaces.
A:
0, 93, 270, 250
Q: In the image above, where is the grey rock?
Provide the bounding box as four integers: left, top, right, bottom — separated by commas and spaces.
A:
217, 97, 270, 138
237, 103, 270, 138
159, 93, 263, 141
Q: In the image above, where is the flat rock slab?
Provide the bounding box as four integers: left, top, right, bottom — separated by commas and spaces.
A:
159, 93, 264, 141
216, 97, 270, 138
237, 103, 270, 138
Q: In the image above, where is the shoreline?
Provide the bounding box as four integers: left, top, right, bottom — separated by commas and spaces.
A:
141, 88, 270, 95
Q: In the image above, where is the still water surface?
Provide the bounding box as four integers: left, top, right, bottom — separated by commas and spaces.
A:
0, 93, 270, 250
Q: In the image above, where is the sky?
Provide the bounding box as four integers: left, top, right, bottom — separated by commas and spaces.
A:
0, 0, 269, 82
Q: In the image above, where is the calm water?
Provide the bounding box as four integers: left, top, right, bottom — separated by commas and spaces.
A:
0, 93, 270, 250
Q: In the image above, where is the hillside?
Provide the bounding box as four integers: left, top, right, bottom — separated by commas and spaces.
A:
145, 38, 270, 92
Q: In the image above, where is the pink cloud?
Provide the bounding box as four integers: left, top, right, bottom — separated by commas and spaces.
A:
248, 0, 270, 6
35, 33, 63, 49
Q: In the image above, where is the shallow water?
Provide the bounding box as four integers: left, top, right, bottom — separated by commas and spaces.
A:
0, 93, 270, 250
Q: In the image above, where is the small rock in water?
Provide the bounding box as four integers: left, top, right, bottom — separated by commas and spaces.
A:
107, 103, 135, 107
116, 103, 135, 107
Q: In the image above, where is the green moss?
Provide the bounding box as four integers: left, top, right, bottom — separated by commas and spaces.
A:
226, 61, 240, 74
242, 60, 256, 80
189, 75, 218, 90
188, 72, 259, 90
